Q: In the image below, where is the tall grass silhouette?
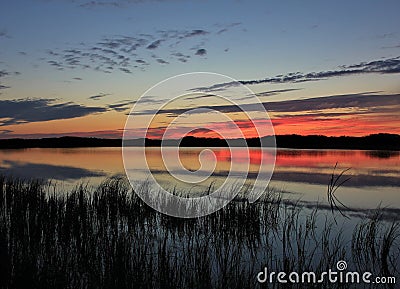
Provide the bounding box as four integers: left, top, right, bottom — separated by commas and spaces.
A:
0, 175, 398, 289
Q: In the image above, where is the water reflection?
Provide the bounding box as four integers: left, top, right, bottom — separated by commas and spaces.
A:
0, 147, 398, 209
0, 160, 105, 180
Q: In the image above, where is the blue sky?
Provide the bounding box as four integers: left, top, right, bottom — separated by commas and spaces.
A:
0, 0, 399, 138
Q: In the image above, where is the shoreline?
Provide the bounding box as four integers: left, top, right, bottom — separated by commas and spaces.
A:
0, 133, 399, 150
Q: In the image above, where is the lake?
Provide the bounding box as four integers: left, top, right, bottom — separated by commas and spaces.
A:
0, 147, 399, 214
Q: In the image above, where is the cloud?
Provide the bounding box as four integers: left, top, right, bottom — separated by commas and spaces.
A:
0, 98, 107, 126
216, 22, 242, 35
108, 100, 136, 112
43, 25, 234, 73
235, 88, 302, 101
77, 0, 184, 9
195, 48, 207, 56
0, 70, 9, 78
172, 52, 190, 63
254, 88, 302, 97
191, 56, 400, 91
0, 70, 11, 91
0, 29, 10, 38
79, 1, 123, 8
146, 39, 163, 50
134, 92, 400, 117
119, 68, 132, 73
181, 29, 209, 38
89, 93, 111, 100
0, 129, 13, 135
156, 58, 169, 64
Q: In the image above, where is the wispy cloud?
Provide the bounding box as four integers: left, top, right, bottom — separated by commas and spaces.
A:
195, 48, 207, 56
43, 24, 240, 74
77, 0, 183, 9
215, 22, 242, 35
107, 100, 136, 112
146, 39, 163, 50
191, 56, 400, 92
89, 93, 111, 100
133, 92, 400, 117
0, 29, 10, 39
0, 129, 13, 135
0, 70, 9, 78
156, 58, 169, 64
0, 99, 107, 126
0, 70, 13, 91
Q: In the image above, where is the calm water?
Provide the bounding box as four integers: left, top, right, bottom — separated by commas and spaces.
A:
0, 147, 399, 212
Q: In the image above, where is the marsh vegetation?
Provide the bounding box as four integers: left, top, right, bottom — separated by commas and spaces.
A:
0, 175, 398, 288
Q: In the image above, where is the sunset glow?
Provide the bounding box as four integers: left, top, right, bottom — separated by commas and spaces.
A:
0, 1, 399, 139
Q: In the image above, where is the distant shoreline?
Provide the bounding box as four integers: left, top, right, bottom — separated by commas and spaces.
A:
0, 133, 399, 150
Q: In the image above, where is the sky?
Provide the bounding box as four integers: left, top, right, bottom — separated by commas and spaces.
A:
0, 0, 399, 139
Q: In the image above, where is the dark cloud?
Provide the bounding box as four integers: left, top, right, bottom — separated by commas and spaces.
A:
146, 39, 163, 50
0, 70, 9, 78
0, 29, 10, 38
0, 129, 13, 135
172, 52, 190, 63
185, 94, 219, 100
0, 98, 107, 126
89, 93, 111, 100
254, 88, 302, 97
236, 88, 302, 101
195, 48, 207, 56
79, 1, 122, 8
48, 60, 64, 70
119, 68, 132, 73
108, 100, 136, 112
156, 58, 169, 64
73, 77, 83, 80
216, 22, 242, 35
192, 56, 400, 92
43, 25, 231, 73
77, 0, 180, 9
182, 29, 208, 38
0, 70, 12, 91
135, 92, 400, 117
265, 92, 400, 113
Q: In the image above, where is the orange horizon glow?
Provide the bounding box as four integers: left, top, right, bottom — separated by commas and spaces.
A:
1, 105, 399, 139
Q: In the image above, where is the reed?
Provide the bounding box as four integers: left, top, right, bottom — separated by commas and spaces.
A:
0, 175, 398, 289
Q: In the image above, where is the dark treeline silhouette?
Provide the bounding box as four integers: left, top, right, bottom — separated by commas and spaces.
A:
0, 133, 399, 150
0, 136, 122, 149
